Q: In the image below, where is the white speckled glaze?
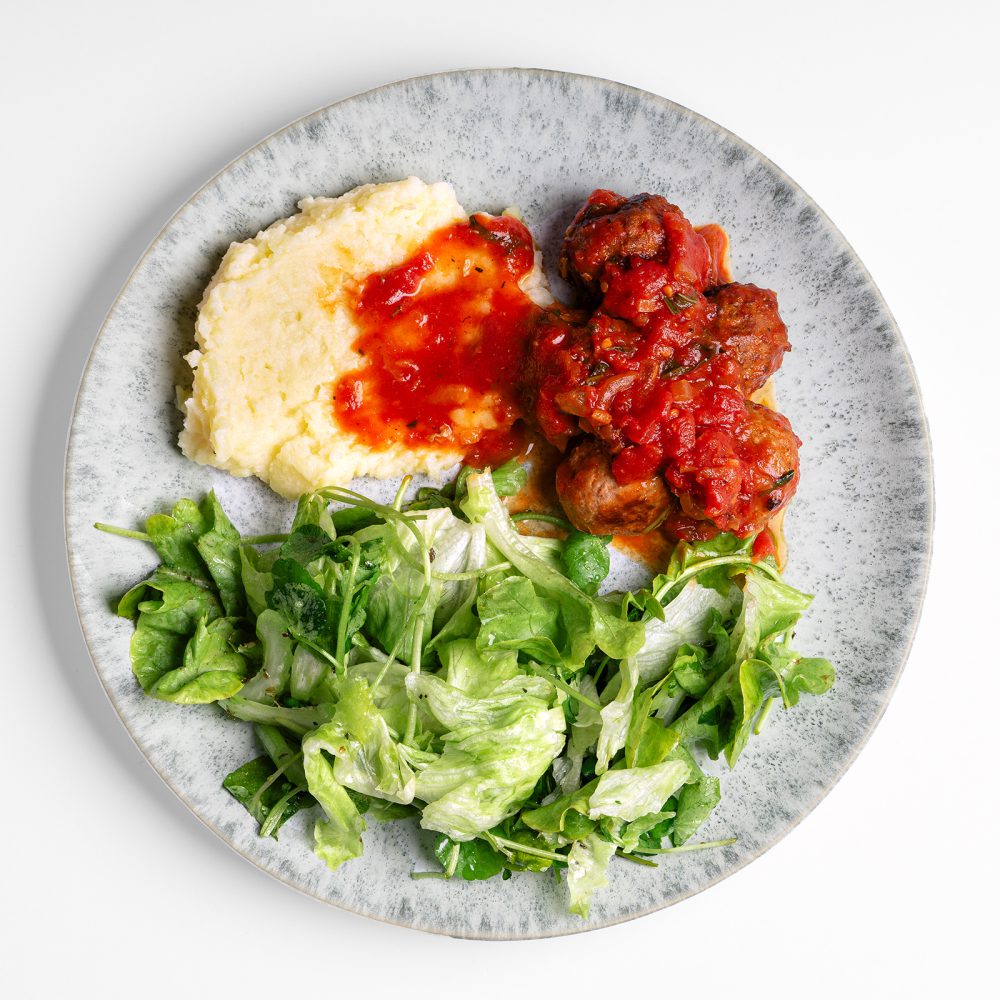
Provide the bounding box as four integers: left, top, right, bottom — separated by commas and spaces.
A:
64, 70, 932, 939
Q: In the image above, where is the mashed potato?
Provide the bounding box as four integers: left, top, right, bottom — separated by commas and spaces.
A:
179, 178, 546, 499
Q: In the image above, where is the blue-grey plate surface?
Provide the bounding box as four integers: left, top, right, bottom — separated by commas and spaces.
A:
64, 69, 932, 938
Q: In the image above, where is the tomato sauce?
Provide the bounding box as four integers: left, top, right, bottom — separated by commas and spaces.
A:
613, 530, 677, 571
332, 214, 542, 465
695, 224, 731, 285
504, 433, 563, 520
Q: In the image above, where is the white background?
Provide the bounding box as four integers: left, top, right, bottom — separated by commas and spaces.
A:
3, 1, 996, 996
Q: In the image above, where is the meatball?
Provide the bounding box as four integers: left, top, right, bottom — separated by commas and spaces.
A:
556, 438, 673, 536
560, 190, 715, 301
705, 284, 789, 395
665, 401, 800, 539
739, 401, 800, 517
559, 192, 674, 297
521, 311, 594, 450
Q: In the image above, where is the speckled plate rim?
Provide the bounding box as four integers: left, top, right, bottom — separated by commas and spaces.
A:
63, 67, 934, 939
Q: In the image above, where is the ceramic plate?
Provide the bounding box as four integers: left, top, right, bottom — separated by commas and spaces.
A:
64, 69, 932, 938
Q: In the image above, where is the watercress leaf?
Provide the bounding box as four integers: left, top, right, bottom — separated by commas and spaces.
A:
434, 835, 506, 881
672, 775, 721, 846
636, 808, 677, 851
331, 506, 382, 535
222, 756, 272, 815
521, 778, 599, 836
222, 755, 313, 838
121, 573, 220, 632
408, 484, 459, 515
279, 524, 335, 566
562, 531, 611, 596
562, 809, 598, 841
268, 557, 328, 640
626, 685, 681, 768
779, 653, 835, 706
367, 800, 418, 822
117, 578, 155, 621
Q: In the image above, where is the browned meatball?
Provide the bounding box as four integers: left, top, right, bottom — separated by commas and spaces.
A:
559, 191, 674, 297
556, 438, 674, 536
521, 311, 595, 450
705, 284, 790, 395
665, 400, 800, 540
740, 400, 800, 513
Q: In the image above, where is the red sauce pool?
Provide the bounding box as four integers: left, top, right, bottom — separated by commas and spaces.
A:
332, 214, 543, 466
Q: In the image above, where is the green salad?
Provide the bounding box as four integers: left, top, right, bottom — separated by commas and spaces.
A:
98, 461, 833, 917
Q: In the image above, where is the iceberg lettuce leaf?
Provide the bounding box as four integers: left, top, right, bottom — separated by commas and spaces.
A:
596, 657, 639, 774
302, 732, 366, 872
416, 706, 566, 840
567, 834, 616, 918
326, 677, 418, 804
588, 759, 690, 823
635, 584, 735, 686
